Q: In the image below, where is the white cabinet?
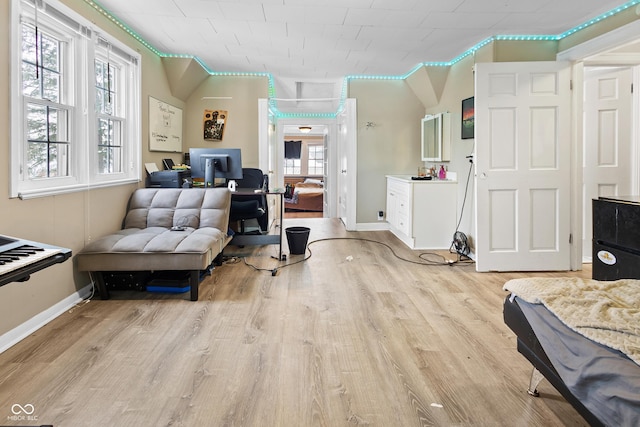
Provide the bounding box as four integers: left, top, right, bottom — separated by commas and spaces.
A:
386, 176, 457, 249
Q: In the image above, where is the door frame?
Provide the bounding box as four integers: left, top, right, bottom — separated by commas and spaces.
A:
337, 99, 357, 230
558, 19, 640, 269
274, 117, 338, 218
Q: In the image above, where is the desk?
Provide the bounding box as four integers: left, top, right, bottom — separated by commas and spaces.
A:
146, 170, 191, 188
229, 189, 285, 260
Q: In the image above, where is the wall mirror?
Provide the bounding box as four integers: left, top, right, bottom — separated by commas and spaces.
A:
421, 112, 451, 162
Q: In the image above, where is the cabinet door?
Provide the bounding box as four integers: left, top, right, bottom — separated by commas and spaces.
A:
395, 188, 410, 236
387, 179, 410, 234
386, 187, 397, 228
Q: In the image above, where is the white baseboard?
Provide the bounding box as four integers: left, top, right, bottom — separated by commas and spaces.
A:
0, 283, 93, 354
356, 222, 390, 231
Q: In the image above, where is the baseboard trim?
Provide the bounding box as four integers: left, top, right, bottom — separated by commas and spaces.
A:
356, 222, 389, 231
0, 283, 93, 354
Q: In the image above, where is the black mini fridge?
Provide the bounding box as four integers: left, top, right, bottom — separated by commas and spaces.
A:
592, 196, 640, 281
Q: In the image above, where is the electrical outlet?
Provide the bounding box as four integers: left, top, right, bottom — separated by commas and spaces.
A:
377, 210, 384, 221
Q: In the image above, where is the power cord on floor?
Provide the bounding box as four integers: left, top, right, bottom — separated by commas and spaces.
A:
68, 273, 96, 313
238, 236, 475, 275
448, 151, 475, 261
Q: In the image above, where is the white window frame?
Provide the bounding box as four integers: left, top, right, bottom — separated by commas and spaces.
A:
307, 143, 324, 176
91, 35, 139, 184
283, 158, 301, 175
10, 0, 141, 199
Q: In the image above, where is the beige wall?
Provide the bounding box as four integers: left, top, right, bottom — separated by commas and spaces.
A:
0, 0, 180, 337
183, 76, 270, 169
423, 56, 477, 246
348, 79, 425, 223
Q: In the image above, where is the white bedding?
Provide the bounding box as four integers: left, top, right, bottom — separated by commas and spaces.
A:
503, 277, 640, 365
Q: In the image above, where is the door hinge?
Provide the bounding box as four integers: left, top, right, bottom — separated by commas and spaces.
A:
570, 80, 573, 91
569, 233, 573, 244
632, 83, 634, 94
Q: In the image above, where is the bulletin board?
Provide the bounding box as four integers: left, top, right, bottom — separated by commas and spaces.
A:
149, 96, 183, 152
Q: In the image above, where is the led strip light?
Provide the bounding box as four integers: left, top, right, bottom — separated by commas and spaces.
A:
84, 0, 640, 118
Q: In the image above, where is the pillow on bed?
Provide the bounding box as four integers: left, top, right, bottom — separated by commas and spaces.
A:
303, 178, 323, 185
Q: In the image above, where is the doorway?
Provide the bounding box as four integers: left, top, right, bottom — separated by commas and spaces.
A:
257, 99, 357, 230
282, 125, 327, 219
558, 26, 640, 267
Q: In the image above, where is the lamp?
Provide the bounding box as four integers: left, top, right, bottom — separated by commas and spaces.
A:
298, 126, 312, 133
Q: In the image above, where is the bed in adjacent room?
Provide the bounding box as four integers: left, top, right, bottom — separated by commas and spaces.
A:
503, 277, 640, 427
284, 179, 324, 212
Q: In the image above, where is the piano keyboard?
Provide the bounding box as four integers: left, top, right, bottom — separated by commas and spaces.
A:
0, 245, 62, 276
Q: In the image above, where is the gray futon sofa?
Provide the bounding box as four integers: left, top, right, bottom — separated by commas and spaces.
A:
77, 188, 232, 301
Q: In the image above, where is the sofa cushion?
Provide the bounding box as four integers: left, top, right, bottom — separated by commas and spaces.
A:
123, 188, 229, 230
77, 227, 230, 271
86, 227, 225, 253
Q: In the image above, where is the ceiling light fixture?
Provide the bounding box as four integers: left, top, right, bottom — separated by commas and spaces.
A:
298, 126, 312, 133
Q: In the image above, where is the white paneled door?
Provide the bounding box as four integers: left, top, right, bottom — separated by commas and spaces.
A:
582, 67, 634, 261
475, 62, 571, 272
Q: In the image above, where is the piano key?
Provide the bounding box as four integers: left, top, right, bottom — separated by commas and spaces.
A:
0, 236, 72, 287
0, 246, 62, 276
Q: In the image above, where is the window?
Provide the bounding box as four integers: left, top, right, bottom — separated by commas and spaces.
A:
22, 23, 71, 180
307, 144, 324, 175
95, 53, 123, 174
11, 0, 141, 199
283, 140, 324, 177
284, 158, 301, 175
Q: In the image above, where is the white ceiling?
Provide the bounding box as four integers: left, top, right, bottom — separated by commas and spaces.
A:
94, 0, 634, 83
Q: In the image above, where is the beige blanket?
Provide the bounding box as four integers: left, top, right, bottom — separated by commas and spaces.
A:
503, 277, 640, 366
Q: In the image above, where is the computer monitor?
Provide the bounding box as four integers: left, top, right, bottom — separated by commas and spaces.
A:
189, 148, 243, 187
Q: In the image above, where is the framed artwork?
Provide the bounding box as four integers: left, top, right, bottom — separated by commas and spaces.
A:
149, 96, 183, 152
461, 96, 474, 140
203, 109, 227, 141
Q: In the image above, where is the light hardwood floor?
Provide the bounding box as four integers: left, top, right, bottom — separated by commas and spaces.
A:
0, 218, 591, 426
284, 210, 323, 219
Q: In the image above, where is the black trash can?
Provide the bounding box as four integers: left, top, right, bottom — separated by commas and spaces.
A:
285, 226, 310, 255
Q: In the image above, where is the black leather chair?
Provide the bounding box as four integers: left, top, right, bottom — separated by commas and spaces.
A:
229, 168, 268, 234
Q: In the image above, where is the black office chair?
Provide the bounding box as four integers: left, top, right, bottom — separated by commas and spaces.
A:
229, 168, 268, 234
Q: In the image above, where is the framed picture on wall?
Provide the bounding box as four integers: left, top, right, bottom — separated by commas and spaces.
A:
461, 96, 474, 140
203, 109, 227, 141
